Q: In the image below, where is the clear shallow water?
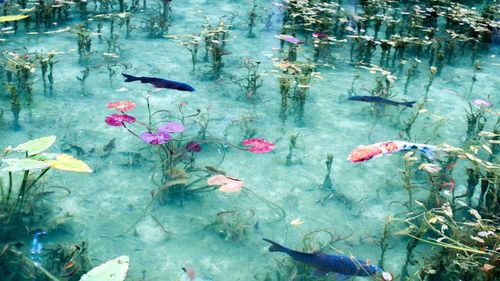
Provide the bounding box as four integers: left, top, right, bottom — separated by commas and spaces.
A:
0, 0, 499, 280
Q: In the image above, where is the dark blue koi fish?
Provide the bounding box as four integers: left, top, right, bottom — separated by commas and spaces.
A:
264, 238, 390, 280
349, 95, 416, 108
122, 73, 195, 92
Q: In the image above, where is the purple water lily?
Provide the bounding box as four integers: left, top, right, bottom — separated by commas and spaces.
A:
158, 121, 185, 133
105, 114, 136, 126
186, 141, 202, 152
140, 131, 172, 145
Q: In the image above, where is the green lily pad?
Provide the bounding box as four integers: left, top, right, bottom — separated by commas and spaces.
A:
1, 158, 51, 172
80, 256, 129, 281
13, 135, 56, 156
0, 15, 29, 23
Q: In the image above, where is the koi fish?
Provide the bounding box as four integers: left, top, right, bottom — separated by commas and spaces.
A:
348, 141, 437, 163
263, 239, 390, 280
122, 73, 195, 92
182, 265, 196, 281
348, 95, 416, 107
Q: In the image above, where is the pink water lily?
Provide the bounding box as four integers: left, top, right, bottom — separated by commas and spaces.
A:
242, 138, 275, 154
207, 174, 244, 193
106, 100, 136, 112
105, 114, 136, 126
158, 121, 185, 133
276, 34, 303, 44
472, 98, 492, 108
140, 131, 172, 145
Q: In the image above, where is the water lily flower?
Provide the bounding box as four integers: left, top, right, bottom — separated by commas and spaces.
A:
472, 98, 492, 108
242, 138, 275, 154
105, 114, 136, 126
107, 100, 136, 112
140, 131, 171, 145
185, 141, 201, 152
158, 121, 185, 133
207, 174, 244, 193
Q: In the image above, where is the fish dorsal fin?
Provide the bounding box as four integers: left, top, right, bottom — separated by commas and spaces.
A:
312, 250, 327, 256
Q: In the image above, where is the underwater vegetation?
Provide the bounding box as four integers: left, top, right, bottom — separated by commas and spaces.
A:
0, 0, 499, 280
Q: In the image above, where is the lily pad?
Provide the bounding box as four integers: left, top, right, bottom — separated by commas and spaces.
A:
13, 135, 56, 156
1, 158, 51, 172
80, 256, 129, 281
0, 15, 29, 23
47, 154, 92, 173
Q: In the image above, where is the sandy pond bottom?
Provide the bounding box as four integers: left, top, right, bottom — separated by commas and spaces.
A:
1, 0, 499, 280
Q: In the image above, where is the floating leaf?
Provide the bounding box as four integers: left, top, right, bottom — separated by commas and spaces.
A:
207, 174, 244, 193
48, 154, 92, 173
1, 158, 51, 172
0, 15, 29, 23
80, 256, 129, 281
13, 136, 56, 156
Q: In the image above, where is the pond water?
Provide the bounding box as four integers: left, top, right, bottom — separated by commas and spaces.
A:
0, 0, 499, 280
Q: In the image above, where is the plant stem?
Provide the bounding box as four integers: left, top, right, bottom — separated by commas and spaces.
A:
24, 167, 51, 195
6, 172, 13, 203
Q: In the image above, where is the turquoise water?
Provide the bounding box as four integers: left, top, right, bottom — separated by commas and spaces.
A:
0, 0, 499, 280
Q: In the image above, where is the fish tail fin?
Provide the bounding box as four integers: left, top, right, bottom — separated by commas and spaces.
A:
263, 238, 287, 253
122, 73, 139, 82
402, 101, 417, 107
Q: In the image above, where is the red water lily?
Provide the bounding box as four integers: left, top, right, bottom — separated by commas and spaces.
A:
107, 100, 136, 112
242, 138, 275, 154
105, 114, 136, 126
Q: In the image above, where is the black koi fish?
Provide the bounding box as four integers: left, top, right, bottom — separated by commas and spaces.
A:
263, 238, 387, 280
348, 95, 416, 107
122, 73, 195, 92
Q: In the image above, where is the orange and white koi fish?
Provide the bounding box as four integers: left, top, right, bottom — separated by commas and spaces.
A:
348, 141, 437, 163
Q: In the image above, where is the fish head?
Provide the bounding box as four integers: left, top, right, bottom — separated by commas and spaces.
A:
348, 145, 383, 162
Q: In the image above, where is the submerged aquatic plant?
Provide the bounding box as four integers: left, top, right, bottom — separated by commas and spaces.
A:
247, 0, 258, 38
468, 60, 481, 96
0, 135, 91, 256
181, 35, 202, 73
104, 99, 274, 205
75, 25, 92, 65
424, 66, 437, 98
285, 133, 299, 166
274, 60, 317, 125
464, 102, 488, 145
238, 58, 263, 102
201, 19, 230, 80
205, 209, 254, 242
